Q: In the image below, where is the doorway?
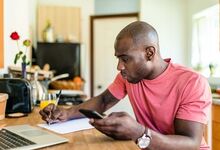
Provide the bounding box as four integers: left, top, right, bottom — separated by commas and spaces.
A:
90, 13, 138, 117
90, 13, 138, 96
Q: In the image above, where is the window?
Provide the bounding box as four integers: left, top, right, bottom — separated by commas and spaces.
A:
191, 4, 219, 77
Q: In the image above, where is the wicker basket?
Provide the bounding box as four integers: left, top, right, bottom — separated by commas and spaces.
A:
50, 80, 84, 90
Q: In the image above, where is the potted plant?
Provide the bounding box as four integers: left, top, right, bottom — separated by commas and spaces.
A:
10, 31, 31, 78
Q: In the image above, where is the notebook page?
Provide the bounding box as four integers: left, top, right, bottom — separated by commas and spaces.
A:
38, 118, 94, 134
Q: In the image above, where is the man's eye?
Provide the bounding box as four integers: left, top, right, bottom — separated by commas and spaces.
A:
122, 58, 129, 62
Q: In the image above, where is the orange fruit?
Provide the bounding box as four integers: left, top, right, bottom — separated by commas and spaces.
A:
73, 76, 82, 83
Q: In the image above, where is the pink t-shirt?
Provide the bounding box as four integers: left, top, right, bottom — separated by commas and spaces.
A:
108, 60, 211, 149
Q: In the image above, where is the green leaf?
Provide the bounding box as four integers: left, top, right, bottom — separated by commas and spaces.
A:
26, 61, 30, 65
14, 54, 19, 64
19, 51, 23, 55
22, 55, 26, 62
14, 52, 23, 64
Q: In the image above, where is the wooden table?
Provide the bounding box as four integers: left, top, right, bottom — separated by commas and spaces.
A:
0, 107, 139, 150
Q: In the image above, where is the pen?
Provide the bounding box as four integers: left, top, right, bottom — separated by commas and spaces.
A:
48, 112, 51, 126
48, 90, 62, 126
56, 90, 62, 105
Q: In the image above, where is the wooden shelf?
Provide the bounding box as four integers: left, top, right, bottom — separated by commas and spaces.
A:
8, 65, 54, 79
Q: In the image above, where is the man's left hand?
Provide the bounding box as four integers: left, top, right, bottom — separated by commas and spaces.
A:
89, 112, 145, 141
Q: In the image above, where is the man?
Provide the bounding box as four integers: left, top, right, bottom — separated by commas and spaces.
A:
40, 21, 211, 150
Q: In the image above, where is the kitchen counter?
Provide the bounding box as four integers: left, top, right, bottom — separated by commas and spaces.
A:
212, 93, 220, 105
213, 98, 220, 105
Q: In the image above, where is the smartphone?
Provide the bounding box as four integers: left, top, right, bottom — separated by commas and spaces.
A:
79, 109, 104, 119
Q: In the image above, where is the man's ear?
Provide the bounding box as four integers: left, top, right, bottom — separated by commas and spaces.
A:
145, 46, 155, 61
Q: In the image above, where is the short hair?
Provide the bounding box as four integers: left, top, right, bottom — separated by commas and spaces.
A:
116, 21, 159, 46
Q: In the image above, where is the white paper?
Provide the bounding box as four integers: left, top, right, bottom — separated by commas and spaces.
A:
38, 118, 94, 134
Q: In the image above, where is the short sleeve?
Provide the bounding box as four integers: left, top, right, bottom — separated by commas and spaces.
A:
108, 73, 127, 100
176, 75, 212, 124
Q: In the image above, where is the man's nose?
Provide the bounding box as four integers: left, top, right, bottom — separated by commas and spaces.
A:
117, 61, 125, 71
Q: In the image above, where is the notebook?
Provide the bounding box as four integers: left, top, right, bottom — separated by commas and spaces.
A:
0, 124, 68, 150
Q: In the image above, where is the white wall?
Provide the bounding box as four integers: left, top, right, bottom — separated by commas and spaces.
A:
140, 0, 188, 65
95, 0, 139, 15
1, 0, 31, 74
187, 0, 218, 14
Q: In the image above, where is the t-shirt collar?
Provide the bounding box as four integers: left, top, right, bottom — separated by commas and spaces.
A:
143, 58, 171, 83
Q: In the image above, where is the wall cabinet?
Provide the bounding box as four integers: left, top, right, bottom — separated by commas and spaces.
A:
212, 104, 220, 150
37, 5, 81, 43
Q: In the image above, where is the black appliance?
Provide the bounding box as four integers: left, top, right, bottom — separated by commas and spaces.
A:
0, 78, 34, 114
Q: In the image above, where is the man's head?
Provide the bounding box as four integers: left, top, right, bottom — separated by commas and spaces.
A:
114, 21, 163, 83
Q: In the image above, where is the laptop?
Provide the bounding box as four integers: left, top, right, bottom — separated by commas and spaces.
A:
0, 124, 68, 150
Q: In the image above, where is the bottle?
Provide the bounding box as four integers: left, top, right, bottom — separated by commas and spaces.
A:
42, 20, 54, 43
31, 72, 38, 105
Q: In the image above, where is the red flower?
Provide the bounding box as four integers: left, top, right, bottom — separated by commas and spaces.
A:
10, 31, 31, 65
10, 32, 20, 40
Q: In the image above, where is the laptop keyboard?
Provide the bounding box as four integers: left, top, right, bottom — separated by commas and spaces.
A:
0, 129, 36, 150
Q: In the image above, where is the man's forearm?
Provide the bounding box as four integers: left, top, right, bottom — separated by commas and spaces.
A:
65, 90, 118, 120
147, 130, 200, 150
63, 95, 104, 120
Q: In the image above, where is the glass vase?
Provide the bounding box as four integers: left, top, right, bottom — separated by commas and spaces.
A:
21, 62, 27, 79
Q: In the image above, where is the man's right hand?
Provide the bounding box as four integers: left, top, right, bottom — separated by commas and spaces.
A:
39, 104, 70, 123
